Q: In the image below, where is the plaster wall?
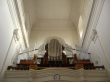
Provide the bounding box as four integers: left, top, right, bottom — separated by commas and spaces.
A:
29, 20, 79, 49
0, 0, 28, 80
70, 0, 81, 28
78, 0, 93, 44
0, 0, 18, 79
88, 0, 110, 70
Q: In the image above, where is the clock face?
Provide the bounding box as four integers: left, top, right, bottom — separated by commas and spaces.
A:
53, 74, 60, 80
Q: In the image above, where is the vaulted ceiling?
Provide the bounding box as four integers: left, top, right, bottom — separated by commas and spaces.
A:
22, 0, 81, 30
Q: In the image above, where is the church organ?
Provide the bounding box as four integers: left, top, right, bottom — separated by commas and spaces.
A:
39, 40, 74, 67
8, 39, 96, 70
40, 43, 68, 67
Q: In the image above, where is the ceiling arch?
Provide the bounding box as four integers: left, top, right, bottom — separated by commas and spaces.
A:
22, 0, 81, 30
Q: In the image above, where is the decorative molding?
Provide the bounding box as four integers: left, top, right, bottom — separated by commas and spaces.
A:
0, 0, 29, 79
7, 0, 27, 48
82, 0, 105, 50
91, 29, 97, 42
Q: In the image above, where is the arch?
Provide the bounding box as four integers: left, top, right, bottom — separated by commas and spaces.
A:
44, 36, 66, 46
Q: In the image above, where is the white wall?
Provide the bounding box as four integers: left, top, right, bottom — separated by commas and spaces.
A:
0, 0, 18, 79
87, 0, 110, 70
29, 19, 79, 49
22, 0, 35, 40
78, 0, 93, 45
0, 0, 28, 80
30, 29, 78, 49
23, 0, 82, 49
70, 0, 81, 28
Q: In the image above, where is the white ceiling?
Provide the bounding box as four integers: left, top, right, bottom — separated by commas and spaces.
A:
31, 0, 72, 19
23, 0, 81, 30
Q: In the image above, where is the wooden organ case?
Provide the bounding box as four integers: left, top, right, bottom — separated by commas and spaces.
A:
38, 39, 94, 68
41, 44, 68, 67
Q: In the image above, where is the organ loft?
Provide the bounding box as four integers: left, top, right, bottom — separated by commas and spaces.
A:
7, 38, 99, 70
